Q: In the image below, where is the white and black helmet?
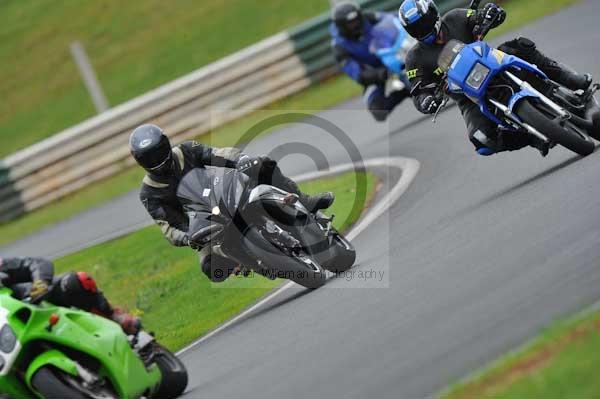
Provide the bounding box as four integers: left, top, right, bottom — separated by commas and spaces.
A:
398, 0, 441, 44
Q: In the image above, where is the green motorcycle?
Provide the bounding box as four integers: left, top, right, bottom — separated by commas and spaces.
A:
0, 287, 188, 399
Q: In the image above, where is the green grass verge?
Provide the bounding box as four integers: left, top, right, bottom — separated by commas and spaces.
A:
0, 0, 331, 158
53, 170, 379, 351
0, 0, 579, 246
441, 307, 600, 399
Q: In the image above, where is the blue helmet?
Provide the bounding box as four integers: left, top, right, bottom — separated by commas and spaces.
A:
398, 0, 440, 44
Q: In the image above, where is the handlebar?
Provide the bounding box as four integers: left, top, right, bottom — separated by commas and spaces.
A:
474, 9, 502, 41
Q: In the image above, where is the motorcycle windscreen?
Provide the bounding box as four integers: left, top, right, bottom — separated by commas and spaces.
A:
176, 167, 249, 220
371, 16, 401, 51
438, 39, 466, 72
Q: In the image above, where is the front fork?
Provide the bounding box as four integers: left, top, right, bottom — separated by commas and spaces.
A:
488, 70, 571, 144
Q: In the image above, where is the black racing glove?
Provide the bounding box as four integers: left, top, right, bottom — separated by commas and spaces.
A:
183, 235, 202, 251
474, 3, 506, 37
418, 94, 443, 114
237, 155, 277, 182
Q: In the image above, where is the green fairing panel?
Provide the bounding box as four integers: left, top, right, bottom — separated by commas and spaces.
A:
0, 289, 161, 399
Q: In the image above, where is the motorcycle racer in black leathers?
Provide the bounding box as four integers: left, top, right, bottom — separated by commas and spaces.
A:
400, 0, 592, 156
129, 124, 335, 282
0, 256, 141, 335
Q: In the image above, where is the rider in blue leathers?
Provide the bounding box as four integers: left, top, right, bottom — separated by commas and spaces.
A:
400, 0, 593, 156
330, 2, 411, 122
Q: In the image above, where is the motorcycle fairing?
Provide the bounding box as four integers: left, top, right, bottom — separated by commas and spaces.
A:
444, 40, 549, 128
0, 288, 161, 399
372, 18, 414, 89
177, 167, 248, 221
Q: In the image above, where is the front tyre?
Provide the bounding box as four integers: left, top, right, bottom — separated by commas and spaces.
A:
286, 253, 327, 289
152, 344, 188, 399
515, 99, 595, 156
323, 234, 356, 273
31, 367, 89, 399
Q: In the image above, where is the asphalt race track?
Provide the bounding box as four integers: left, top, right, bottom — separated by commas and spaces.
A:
5, 2, 600, 398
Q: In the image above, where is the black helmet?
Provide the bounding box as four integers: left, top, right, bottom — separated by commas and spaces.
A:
129, 124, 173, 174
399, 0, 440, 44
333, 2, 364, 40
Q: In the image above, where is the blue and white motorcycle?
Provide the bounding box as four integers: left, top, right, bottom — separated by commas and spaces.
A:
436, 3, 600, 156
372, 16, 416, 96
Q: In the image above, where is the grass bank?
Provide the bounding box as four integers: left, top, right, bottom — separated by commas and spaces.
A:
441, 306, 600, 399
0, 0, 331, 158
54, 170, 378, 351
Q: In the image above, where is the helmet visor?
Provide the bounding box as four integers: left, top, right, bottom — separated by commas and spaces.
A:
344, 14, 362, 37
135, 136, 172, 170
405, 5, 439, 41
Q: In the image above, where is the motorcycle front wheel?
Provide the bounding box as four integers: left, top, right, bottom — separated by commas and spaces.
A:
31, 366, 111, 399
151, 344, 188, 399
515, 99, 595, 156
323, 234, 356, 273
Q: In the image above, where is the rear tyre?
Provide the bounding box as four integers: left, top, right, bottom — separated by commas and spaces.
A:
152, 345, 188, 399
31, 367, 88, 399
515, 99, 595, 156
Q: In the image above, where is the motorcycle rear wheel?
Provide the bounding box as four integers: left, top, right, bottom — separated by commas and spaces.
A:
515, 99, 595, 156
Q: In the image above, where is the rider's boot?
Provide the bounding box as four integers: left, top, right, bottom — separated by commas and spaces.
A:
527, 135, 551, 157
500, 38, 592, 92
111, 308, 142, 335
299, 191, 336, 213
280, 177, 335, 213
545, 62, 592, 92
496, 127, 549, 157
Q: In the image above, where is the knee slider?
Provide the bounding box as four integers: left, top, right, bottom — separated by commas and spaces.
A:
516, 37, 536, 51
201, 255, 233, 282
499, 37, 536, 57
370, 108, 389, 122
477, 147, 496, 156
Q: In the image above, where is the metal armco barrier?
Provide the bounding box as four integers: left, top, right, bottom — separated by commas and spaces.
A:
0, 0, 466, 222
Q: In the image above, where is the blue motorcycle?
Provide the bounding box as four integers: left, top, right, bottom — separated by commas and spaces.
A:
436, 3, 600, 156
372, 16, 416, 95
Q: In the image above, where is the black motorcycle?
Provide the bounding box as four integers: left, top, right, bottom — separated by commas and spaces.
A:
176, 167, 356, 289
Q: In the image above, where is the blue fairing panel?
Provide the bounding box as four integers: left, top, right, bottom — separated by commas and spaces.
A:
508, 87, 540, 115
446, 41, 549, 127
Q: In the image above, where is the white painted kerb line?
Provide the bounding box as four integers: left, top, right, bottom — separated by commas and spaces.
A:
176, 156, 420, 356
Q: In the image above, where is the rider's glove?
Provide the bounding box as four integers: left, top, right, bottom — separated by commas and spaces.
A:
418, 94, 443, 114
183, 235, 203, 251
237, 155, 277, 182
475, 3, 506, 36
30, 279, 49, 302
